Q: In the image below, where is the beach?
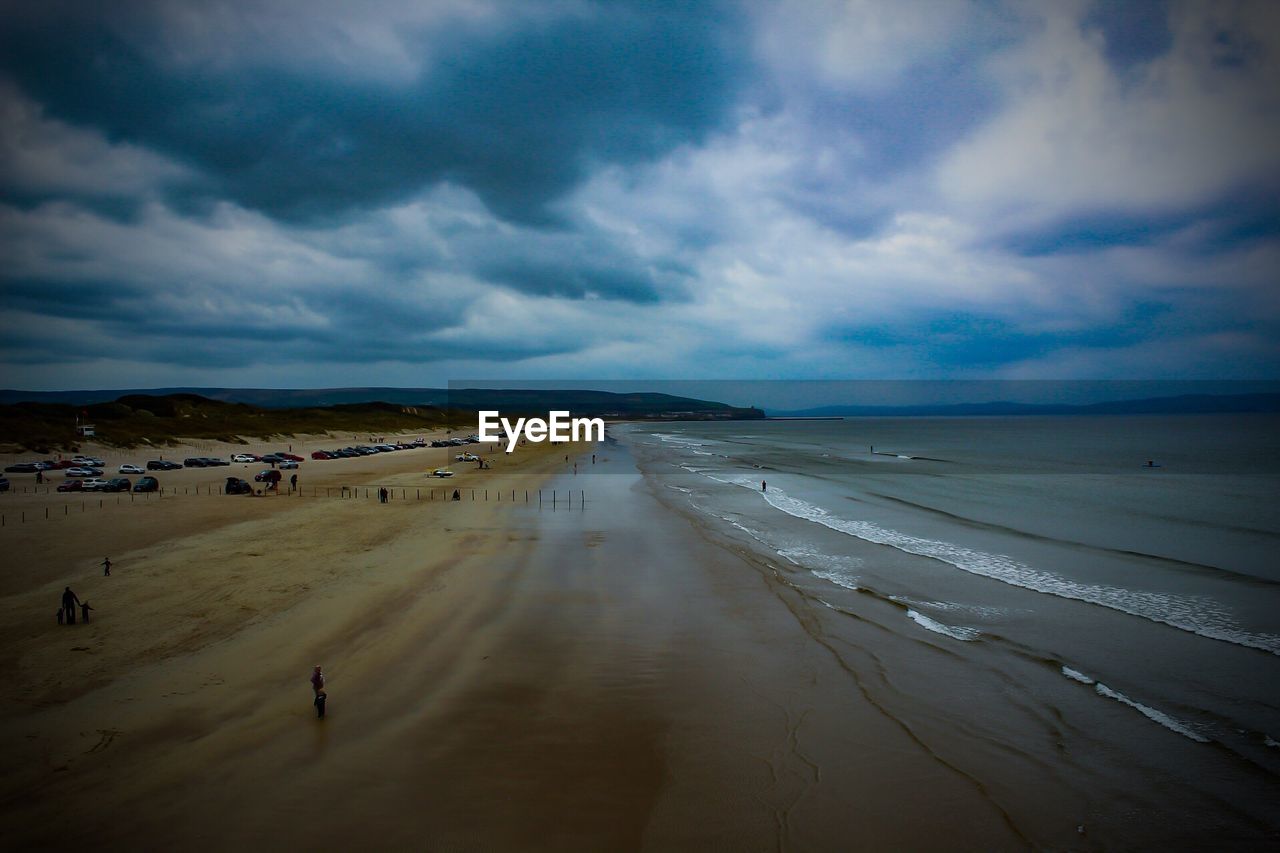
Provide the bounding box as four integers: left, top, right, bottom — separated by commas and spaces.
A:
0, 428, 1025, 851
2, 420, 1277, 849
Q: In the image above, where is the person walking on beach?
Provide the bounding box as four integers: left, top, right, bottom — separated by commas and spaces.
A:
101, 556, 112, 576
761, 480, 767, 492
80, 601, 94, 623
310, 665, 327, 718
290, 473, 298, 492
61, 586, 81, 625
311, 665, 325, 695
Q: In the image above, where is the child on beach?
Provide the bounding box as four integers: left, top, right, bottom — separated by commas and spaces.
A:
314, 690, 327, 719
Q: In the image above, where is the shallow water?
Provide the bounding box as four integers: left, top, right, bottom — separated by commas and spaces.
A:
623, 415, 1280, 843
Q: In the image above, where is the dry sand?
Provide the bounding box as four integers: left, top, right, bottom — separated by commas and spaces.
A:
1, 431, 1026, 850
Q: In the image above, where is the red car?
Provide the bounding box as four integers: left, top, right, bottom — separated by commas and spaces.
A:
277, 452, 304, 462
57, 479, 84, 492
310, 450, 332, 460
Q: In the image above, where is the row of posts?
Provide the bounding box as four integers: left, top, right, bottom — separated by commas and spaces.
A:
0, 487, 586, 525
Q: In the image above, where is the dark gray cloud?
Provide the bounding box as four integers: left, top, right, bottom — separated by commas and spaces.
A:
1, 1, 1278, 387
0, 0, 745, 224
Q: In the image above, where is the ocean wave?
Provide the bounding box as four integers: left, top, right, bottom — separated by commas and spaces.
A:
889, 594, 1009, 620
812, 569, 859, 591
701, 472, 1280, 656
1061, 667, 1209, 743
906, 610, 980, 641
868, 491, 1280, 589
1061, 666, 1095, 685
650, 433, 707, 447
778, 544, 864, 572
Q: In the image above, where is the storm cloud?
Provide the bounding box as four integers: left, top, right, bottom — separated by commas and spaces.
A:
1, 0, 1278, 389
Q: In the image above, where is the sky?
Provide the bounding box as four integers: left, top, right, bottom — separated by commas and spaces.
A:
1, 0, 1278, 391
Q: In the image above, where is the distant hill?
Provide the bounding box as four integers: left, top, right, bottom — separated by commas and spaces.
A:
0, 386, 763, 419
0, 389, 763, 451
768, 393, 1280, 418
0, 395, 457, 452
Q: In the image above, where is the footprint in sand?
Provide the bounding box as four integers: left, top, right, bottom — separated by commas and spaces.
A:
86, 729, 121, 754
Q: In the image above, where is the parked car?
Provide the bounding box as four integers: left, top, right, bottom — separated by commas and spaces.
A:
432, 469, 455, 478
259, 454, 284, 464
80, 478, 109, 491
133, 476, 160, 493
147, 460, 182, 471
231, 453, 258, 463
203, 457, 230, 467
254, 470, 283, 483
75, 456, 105, 467
102, 478, 131, 492
183, 457, 207, 468
225, 477, 253, 495
275, 452, 304, 462
48, 460, 77, 469
4, 462, 39, 473
456, 453, 478, 462
279, 460, 299, 469
119, 464, 145, 474
310, 450, 332, 460
58, 479, 84, 492
65, 467, 103, 477
0, 476, 10, 492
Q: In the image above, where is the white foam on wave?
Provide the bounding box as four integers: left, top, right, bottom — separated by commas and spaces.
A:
1061, 666, 1095, 685
698, 473, 1280, 656
1094, 683, 1210, 743
896, 596, 1008, 620
907, 610, 980, 641
1061, 666, 1209, 743
1265, 735, 1279, 749
665, 485, 692, 493
651, 433, 707, 447
778, 544, 863, 571
812, 569, 860, 591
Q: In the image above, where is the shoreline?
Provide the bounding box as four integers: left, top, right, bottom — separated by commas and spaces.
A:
8, 422, 1265, 848
0, 429, 1032, 850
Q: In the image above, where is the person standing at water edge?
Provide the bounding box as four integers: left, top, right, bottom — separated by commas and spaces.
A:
101, 556, 112, 576
761, 480, 766, 492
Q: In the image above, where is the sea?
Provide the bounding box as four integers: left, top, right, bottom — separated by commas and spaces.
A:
621, 414, 1280, 840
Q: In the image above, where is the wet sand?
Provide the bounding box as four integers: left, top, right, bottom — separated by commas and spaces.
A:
2, 434, 1033, 850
